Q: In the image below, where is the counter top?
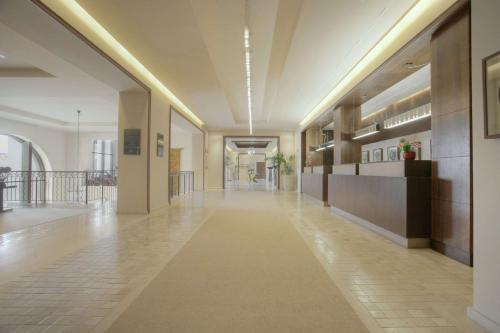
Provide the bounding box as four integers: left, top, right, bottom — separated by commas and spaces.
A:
358, 160, 431, 177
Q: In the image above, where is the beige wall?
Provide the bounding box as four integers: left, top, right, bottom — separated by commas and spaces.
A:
205, 130, 295, 190
470, 0, 500, 330
192, 132, 204, 191
117, 91, 149, 214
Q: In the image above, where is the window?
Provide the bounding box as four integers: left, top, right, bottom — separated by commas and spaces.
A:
92, 140, 116, 171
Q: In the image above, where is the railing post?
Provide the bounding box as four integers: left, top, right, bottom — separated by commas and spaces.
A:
101, 171, 104, 203
85, 171, 89, 204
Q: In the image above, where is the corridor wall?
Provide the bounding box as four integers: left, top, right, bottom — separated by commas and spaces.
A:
470, 0, 500, 330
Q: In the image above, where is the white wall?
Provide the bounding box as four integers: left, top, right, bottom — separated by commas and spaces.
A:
0, 117, 67, 170
65, 131, 117, 171
170, 123, 193, 171
470, 0, 500, 331
361, 130, 432, 162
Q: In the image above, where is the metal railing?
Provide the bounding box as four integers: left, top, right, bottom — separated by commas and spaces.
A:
1, 170, 117, 204
169, 171, 194, 198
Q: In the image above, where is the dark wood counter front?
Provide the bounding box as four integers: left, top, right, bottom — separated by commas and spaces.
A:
301, 166, 331, 204
328, 161, 431, 247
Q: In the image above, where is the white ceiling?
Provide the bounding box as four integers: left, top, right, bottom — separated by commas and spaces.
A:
75, 0, 417, 131
0, 22, 118, 130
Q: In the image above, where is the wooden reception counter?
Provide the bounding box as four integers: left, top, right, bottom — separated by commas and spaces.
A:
301, 165, 332, 205
328, 160, 431, 248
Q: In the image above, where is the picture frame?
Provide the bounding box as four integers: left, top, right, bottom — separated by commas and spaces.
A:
387, 146, 398, 161
483, 50, 500, 138
361, 150, 369, 164
372, 148, 383, 162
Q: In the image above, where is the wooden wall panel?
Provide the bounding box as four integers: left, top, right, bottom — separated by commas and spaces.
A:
430, 6, 472, 265
333, 106, 361, 165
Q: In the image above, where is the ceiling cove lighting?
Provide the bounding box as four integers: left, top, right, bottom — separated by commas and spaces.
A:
55, 0, 203, 127
244, 25, 253, 134
299, 0, 457, 127
384, 103, 431, 129
352, 124, 380, 140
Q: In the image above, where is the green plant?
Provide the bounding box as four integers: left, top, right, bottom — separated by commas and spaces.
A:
399, 138, 413, 152
268, 153, 295, 175
398, 138, 422, 152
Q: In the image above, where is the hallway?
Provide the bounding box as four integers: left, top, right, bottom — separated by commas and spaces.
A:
0, 191, 482, 332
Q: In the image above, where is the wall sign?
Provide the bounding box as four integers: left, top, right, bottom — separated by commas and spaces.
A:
124, 129, 141, 155
157, 133, 164, 157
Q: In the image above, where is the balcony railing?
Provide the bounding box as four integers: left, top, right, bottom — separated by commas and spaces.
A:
1, 170, 117, 204
169, 171, 194, 198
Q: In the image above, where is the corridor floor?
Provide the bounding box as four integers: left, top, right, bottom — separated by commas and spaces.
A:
0, 191, 485, 333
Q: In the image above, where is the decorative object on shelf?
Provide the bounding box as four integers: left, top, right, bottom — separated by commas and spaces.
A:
398, 138, 421, 160
361, 150, 370, 164
352, 123, 380, 140
372, 148, 383, 162
383, 103, 431, 129
483, 50, 500, 138
387, 146, 398, 161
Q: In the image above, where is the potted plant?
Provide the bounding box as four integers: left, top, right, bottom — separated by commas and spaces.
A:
281, 154, 296, 191
398, 138, 421, 160
268, 152, 296, 191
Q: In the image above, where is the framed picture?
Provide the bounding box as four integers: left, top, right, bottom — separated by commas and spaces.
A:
373, 148, 383, 162
483, 50, 500, 138
361, 150, 369, 164
387, 146, 398, 161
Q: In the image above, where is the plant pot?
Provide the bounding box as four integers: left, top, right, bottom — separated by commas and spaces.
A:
403, 151, 416, 160
282, 174, 296, 191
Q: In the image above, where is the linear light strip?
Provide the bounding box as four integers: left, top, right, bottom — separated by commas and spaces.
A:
352, 131, 379, 140
384, 103, 431, 129
352, 123, 380, 140
361, 87, 431, 121
299, 0, 457, 127
244, 26, 253, 134
57, 0, 204, 127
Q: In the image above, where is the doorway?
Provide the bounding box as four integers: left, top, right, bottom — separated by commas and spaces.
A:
223, 136, 280, 191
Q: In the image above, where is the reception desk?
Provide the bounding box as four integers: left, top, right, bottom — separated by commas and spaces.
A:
328, 160, 431, 248
302, 165, 332, 205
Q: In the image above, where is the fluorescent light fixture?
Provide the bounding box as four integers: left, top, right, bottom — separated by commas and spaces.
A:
244, 25, 253, 134
326, 143, 335, 148
55, 0, 203, 127
299, 0, 457, 127
384, 103, 431, 129
352, 123, 380, 140
315, 146, 326, 151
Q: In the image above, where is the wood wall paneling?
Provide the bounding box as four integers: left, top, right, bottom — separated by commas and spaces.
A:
430, 6, 472, 266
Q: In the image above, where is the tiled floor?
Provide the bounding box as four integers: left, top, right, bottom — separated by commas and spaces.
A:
0, 191, 485, 332
279, 194, 484, 333
0, 194, 221, 332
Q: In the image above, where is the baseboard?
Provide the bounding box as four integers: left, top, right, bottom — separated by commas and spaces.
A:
331, 207, 429, 249
301, 193, 329, 207
468, 307, 500, 333
431, 240, 471, 266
